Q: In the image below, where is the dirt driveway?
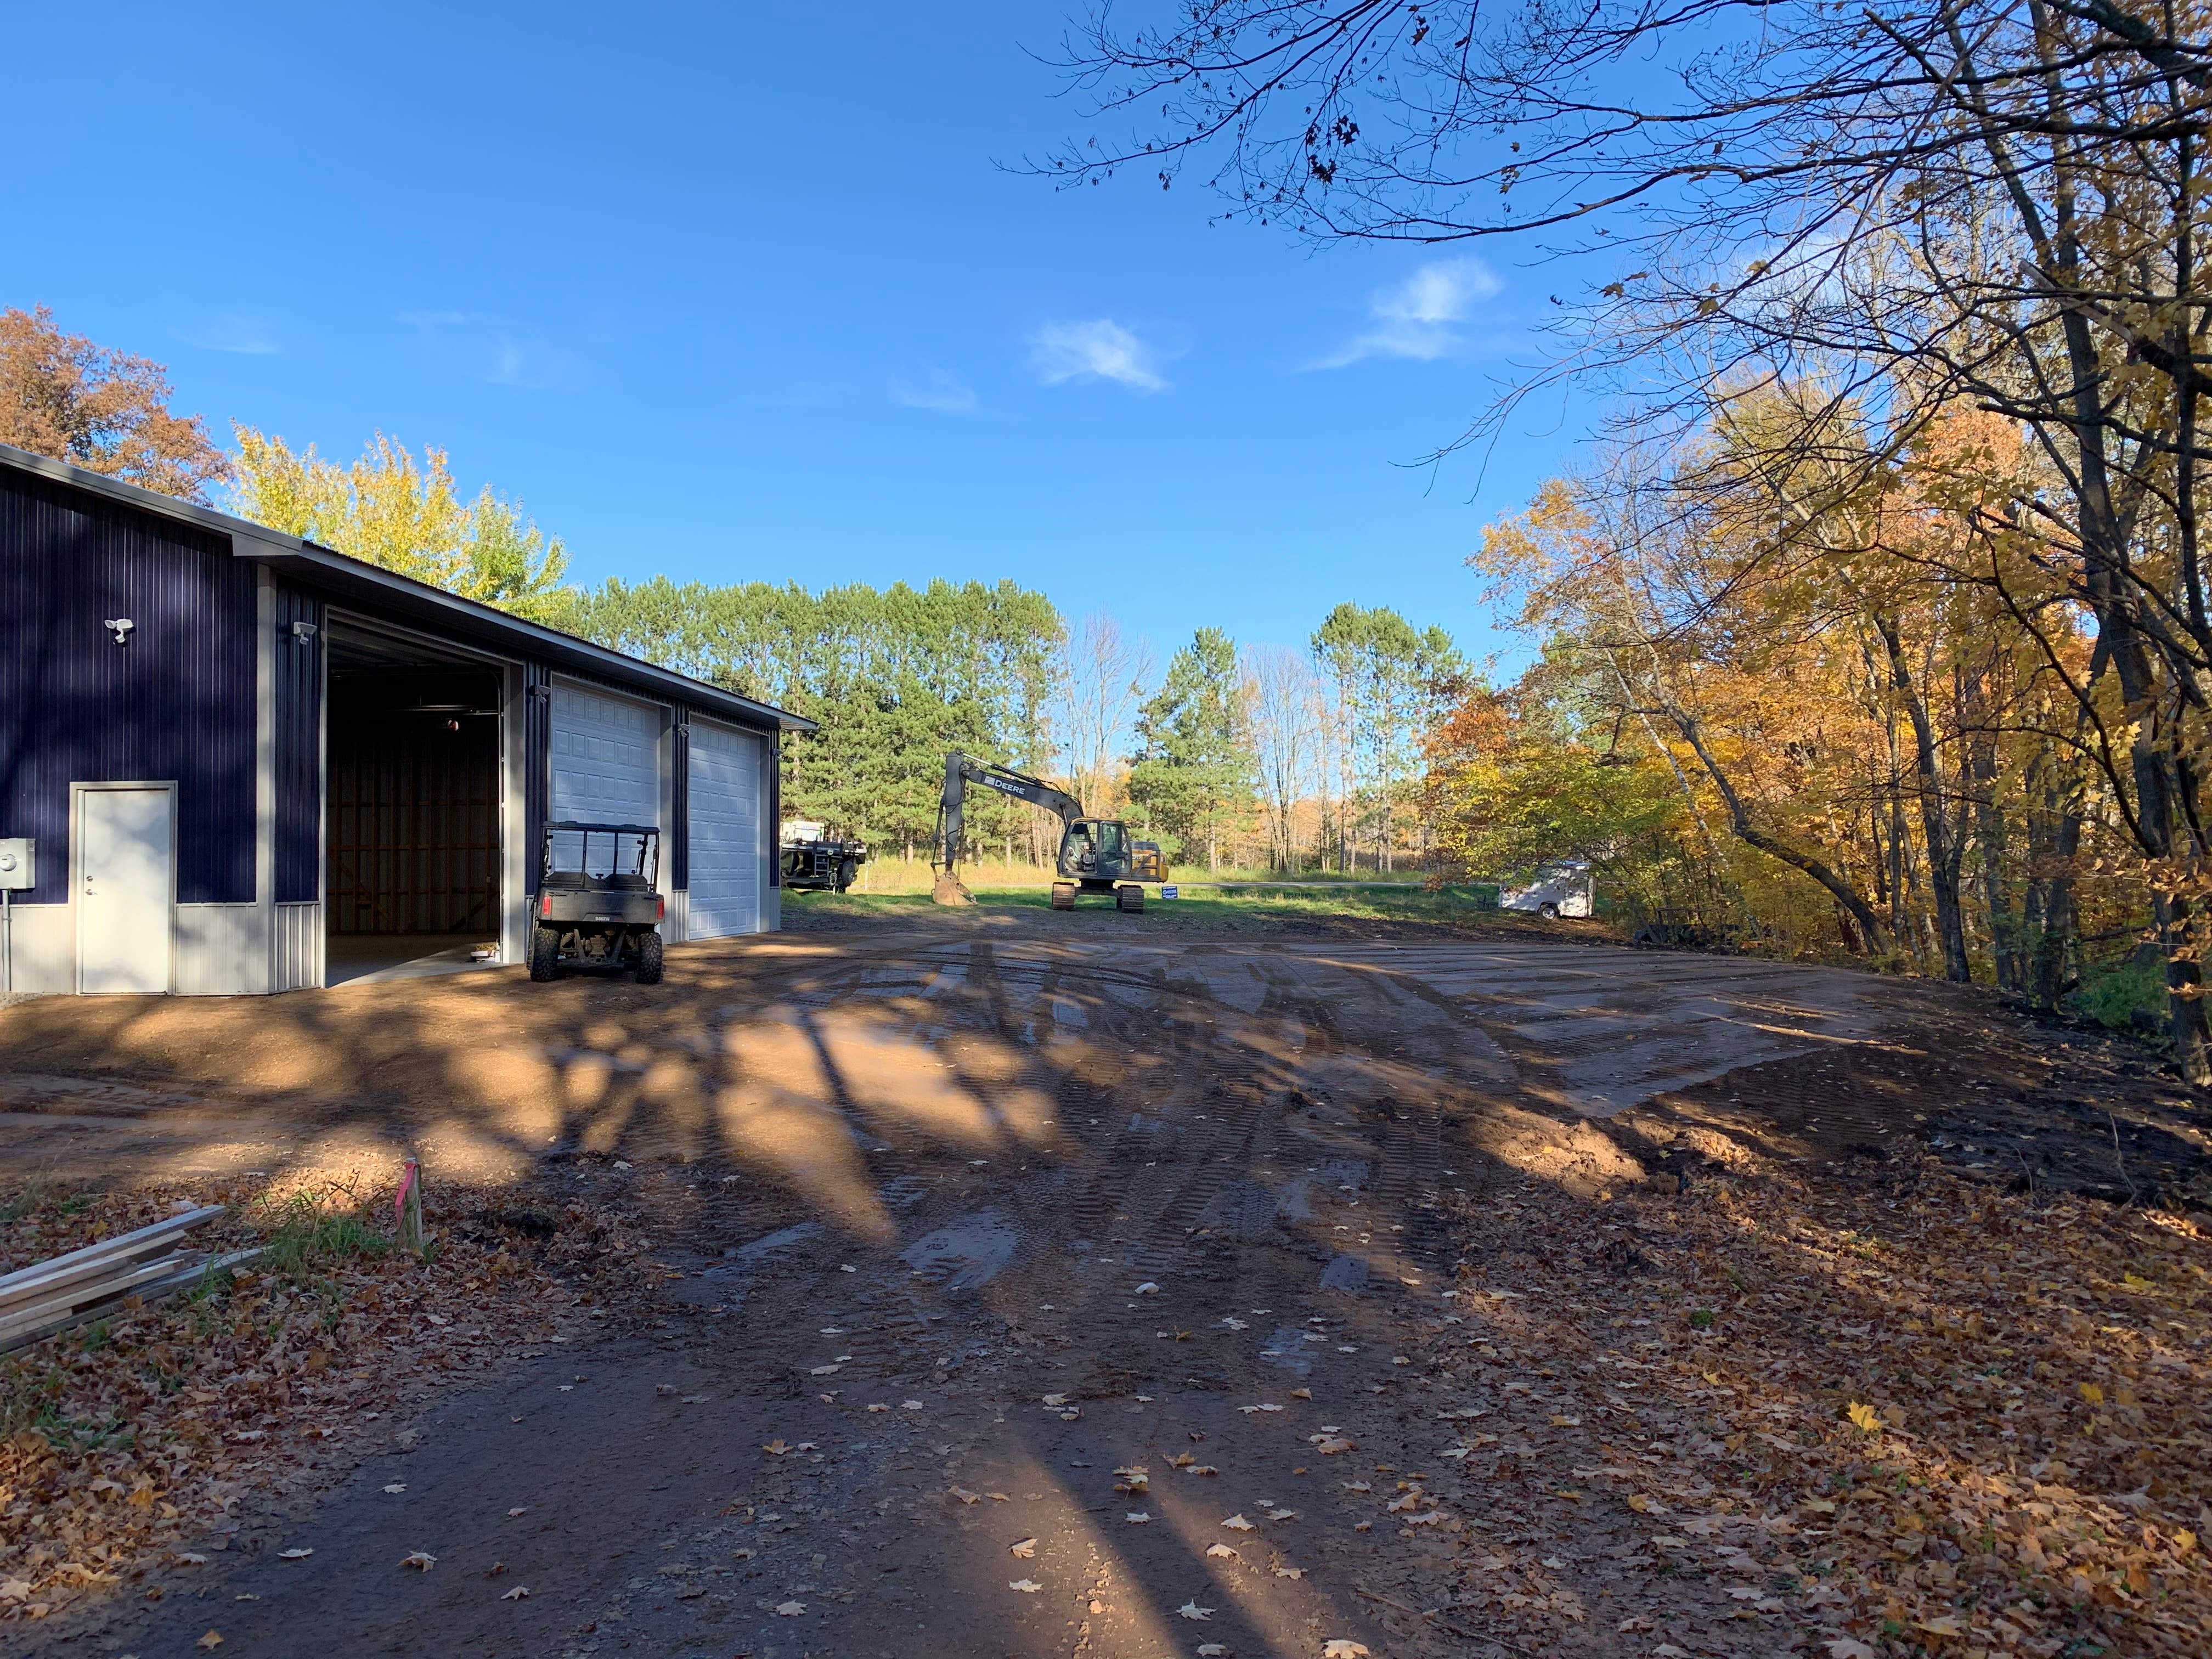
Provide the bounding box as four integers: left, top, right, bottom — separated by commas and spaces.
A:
5, 915, 2208, 1658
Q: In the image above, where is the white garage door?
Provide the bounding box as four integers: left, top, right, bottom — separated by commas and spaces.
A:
686, 720, 761, 938
550, 683, 662, 871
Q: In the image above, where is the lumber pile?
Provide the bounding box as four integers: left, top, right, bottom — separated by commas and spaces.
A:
0, 1205, 260, 1354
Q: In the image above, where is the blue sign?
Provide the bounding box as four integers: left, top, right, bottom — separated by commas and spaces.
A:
1160, 884, 1179, 900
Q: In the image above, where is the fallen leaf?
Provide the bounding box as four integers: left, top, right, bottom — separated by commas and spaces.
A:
1041, 1393, 1070, 1406
1008, 1578, 1043, 1593
399, 1552, 437, 1571
2079, 1381, 2105, 1406
383, 1484, 407, 1494
507, 1506, 528, 1518
1010, 1537, 1039, 1558
1177, 1600, 1215, 1620
1290, 1387, 1312, 1400
1274, 1565, 1304, 1579
277, 1548, 313, 1560
867, 1403, 889, 1412
1314, 1438, 1355, 1455
1627, 1494, 1655, 1513
950, 1487, 981, 1504
1824, 1642, 1876, 1659
1266, 1508, 1297, 1521
501, 1585, 529, 1600
1198, 1646, 1229, 1657
1845, 1401, 1880, 1434
1136, 1282, 1160, 1294
1187, 1465, 1220, 1476
776, 1600, 806, 1616
763, 1439, 792, 1456
1126, 1511, 1152, 1523
1221, 1514, 1255, 1531
1169, 1452, 1196, 1468
1322, 1642, 1369, 1658
809, 1365, 840, 1376
198, 1634, 223, 1652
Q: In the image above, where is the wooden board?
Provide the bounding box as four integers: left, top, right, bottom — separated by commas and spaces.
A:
0, 1205, 224, 1313
0, 1248, 262, 1355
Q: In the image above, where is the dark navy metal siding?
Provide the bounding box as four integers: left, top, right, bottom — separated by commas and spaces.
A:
523, 662, 551, 896
272, 582, 324, 902
0, 469, 256, 906
766, 724, 781, 888
669, 708, 690, 891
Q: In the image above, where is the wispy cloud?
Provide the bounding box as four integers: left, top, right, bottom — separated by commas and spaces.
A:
179, 314, 280, 356
1312, 258, 1503, 368
891, 369, 979, 414
1031, 319, 1167, 392
402, 312, 585, 392
485, 335, 586, 393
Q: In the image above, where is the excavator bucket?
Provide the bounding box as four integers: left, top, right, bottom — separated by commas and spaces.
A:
930, 870, 974, 906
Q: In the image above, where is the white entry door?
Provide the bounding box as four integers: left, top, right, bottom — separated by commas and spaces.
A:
685, 721, 761, 938
78, 786, 173, 994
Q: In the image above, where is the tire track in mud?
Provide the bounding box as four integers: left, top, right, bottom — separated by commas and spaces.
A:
1126, 1080, 1272, 1277
816, 1278, 945, 1390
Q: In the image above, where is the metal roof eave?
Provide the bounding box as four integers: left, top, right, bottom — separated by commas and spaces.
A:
255, 543, 813, 732
0, 441, 816, 733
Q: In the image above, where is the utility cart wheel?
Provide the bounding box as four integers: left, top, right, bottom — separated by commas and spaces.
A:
634, 929, 664, 985
529, 924, 561, 982
1538, 902, 1560, 921
1051, 882, 1076, 910
837, 856, 857, 892
1116, 883, 1145, 913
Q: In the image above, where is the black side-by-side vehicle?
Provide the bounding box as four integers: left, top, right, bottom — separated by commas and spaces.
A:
531, 821, 665, 983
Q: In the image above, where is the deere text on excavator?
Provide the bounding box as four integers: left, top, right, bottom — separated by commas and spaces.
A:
930, 753, 1166, 912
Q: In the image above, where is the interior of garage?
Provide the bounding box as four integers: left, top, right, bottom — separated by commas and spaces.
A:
323, 619, 507, 986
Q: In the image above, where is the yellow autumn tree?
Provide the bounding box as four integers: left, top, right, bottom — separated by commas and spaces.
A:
228, 427, 571, 620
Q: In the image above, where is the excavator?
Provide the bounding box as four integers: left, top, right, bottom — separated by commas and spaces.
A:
932, 753, 1167, 912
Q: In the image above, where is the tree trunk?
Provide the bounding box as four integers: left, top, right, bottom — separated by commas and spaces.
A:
1662, 705, 1890, 953
1970, 729, 2019, 992
1876, 616, 1970, 981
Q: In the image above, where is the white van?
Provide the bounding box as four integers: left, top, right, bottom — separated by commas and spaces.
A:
1501, 860, 1594, 920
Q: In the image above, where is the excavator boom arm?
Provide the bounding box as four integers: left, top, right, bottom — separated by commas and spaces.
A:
936, 754, 1082, 873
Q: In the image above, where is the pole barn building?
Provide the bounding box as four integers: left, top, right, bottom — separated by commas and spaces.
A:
0, 441, 810, 995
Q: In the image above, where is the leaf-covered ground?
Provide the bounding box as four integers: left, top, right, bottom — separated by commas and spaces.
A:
0, 1180, 647, 1626
1406, 1160, 2211, 1657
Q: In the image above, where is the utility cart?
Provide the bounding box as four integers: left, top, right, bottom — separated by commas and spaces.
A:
779, 819, 868, 892
531, 821, 665, 983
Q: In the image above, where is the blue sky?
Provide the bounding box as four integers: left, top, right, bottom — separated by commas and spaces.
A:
7, 1, 1600, 671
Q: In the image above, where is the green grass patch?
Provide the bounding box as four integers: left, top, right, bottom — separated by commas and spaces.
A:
254, 1194, 392, 1278
789, 879, 1533, 930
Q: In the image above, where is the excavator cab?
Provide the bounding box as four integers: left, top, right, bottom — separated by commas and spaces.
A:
1052, 818, 1166, 911
930, 753, 1166, 913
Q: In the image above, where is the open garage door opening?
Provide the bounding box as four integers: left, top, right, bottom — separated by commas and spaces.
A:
324, 618, 506, 986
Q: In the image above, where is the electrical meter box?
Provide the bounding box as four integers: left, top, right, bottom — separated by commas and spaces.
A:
0, 839, 34, 891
